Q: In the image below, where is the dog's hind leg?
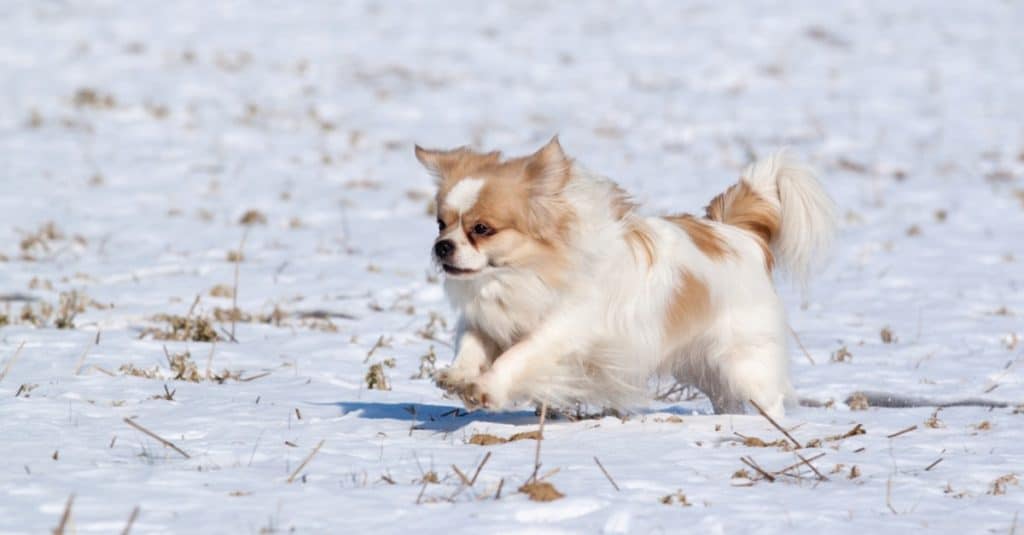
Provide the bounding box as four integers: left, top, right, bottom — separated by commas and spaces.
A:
699, 340, 791, 419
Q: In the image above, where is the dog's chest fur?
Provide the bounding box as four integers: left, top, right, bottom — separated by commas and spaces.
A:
445, 271, 557, 350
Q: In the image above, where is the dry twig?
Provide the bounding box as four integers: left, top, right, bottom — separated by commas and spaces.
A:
775, 452, 827, 476
788, 324, 816, 365
749, 399, 802, 449
469, 451, 491, 486
740, 456, 775, 482
451, 464, 471, 486
0, 341, 26, 382
53, 494, 74, 535
229, 229, 249, 342
123, 417, 190, 459
594, 456, 620, 491
886, 476, 899, 514
121, 506, 140, 535
73, 331, 101, 375
887, 425, 917, 439
795, 452, 829, 481
529, 402, 548, 483
287, 439, 325, 483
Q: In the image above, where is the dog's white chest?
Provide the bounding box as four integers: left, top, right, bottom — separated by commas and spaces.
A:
447, 274, 555, 349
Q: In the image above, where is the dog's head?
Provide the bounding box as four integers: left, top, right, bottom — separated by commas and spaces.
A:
414, 137, 574, 280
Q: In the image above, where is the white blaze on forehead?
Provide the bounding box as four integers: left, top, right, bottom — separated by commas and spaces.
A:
444, 177, 485, 214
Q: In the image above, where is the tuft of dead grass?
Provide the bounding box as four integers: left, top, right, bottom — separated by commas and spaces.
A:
468, 434, 506, 446
660, 490, 692, 506
141, 314, 219, 342
212, 307, 248, 323
846, 393, 869, 411
118, 363, 161, 379
732, 469, 752, 480
212, 305, 287, 326
467, 431, 543, 446
201, 304, 334, 332
831, 345, 852, 363
510, 430, 543, 441
518, 481, 563, 502
238, 209, 267, 225
365, 360, 394, 390
989, 474, 1018, 495
166, 350, 202, 381
151, 384, 176, 401
410, 346, 437, 379
416, 471, 439, 485
26, 109, 43, 128
415, 312, 448, 343
209, 284, 235, 298
17, 221, 83, 260
54, 291, 85, 329
11, 291, 105, 329
73, 88, 116, 109
1014, 189, 1024, 209
119, 349, 240, 383
924, 408, 945, 428
28, 277, 53, 290
804, 424, 866, 448
738, 435, 791, 449
880, 327, 895, 344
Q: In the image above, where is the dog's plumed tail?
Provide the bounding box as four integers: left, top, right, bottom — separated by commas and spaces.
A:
707, 150, 836, 283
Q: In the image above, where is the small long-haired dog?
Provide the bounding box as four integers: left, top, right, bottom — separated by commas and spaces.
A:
415, 137, 835, 418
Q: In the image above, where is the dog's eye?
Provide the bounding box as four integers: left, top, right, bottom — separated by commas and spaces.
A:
472, 223, 493, 236
437, 219, 446, 231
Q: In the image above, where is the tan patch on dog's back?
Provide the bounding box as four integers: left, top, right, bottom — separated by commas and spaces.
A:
664, 214, 730, 259
664, 270, 712, 344
705, 181, 779, 270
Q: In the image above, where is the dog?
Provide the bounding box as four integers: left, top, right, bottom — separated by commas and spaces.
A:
415, 137, 835, 418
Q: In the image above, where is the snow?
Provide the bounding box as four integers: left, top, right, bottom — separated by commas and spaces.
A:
1, 1, 1023, 533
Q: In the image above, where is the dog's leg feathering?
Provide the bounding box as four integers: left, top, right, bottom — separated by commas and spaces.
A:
463, 309, 596, 411
691, 339, 791, 419
435, 320, 498, 397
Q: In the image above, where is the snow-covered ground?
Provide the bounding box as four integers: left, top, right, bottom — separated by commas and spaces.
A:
1, 1, 1023, 533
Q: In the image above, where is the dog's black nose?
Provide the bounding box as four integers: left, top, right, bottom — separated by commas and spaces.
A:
434, 239, 455, 259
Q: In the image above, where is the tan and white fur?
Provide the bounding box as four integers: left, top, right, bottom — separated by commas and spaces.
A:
416, 138, 835, 418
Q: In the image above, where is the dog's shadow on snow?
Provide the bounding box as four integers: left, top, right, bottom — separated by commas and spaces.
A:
330, 401, 700, 433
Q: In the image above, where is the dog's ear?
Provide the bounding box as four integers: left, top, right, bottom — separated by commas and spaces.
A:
414, 145, 446, 180
415, 145, 502, 183
524, 136, 571, 197
520, 136, 573, 242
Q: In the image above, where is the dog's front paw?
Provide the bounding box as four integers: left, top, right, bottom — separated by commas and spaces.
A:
434, 366, 475, 395
461, 375, 508, 412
